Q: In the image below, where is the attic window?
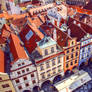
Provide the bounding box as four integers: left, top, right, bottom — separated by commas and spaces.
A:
25, 30, 33, 41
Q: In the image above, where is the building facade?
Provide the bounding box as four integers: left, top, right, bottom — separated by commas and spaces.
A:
0, 72, 16, 92
31, 37, 64, 87
9, 34, 39, 92
79, 33, 92, 66
64, 38, 80, 73
10, 59, 38, 92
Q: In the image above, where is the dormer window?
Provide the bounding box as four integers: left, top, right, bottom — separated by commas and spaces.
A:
45, 49, 48, 55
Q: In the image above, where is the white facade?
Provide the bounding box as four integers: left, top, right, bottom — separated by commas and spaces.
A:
10, 59, 38, 92
79, 34, 92, 66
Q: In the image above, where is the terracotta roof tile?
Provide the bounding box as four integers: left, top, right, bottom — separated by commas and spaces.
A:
0, 49, 4, 72
9, 34, 28, 64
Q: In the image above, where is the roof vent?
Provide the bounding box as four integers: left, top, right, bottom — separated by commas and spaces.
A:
78, 23, 81, 27
73, 21, 76, 24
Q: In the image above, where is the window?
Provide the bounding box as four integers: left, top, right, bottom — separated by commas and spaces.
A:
0, 77, 2, 81
58, 65, 61, 72
2, 84, 9, 88
46, 62, 50, 68
31, 73, 34, 77
71, 62, 73, 65
22, 70, 25, 73
75, 60, 77, 64
76, 52, 78, 56
32, 80, 36, 84
66, 63, 68, 68
76, 47, 79, 50
51, 47, 54, 53
71, 48, 74, 52
15, 79, 20, 83
45, 49, 48, 55
5, 91, 12, 92
5, 84, 9, 87
47, 70, 51, 77
18, 86, 22, 90
25, 83, 29, 87
26, 68, 29, 72
58, 56, 60, 64
47, 73, 51, 77
82, 49, 84, 52
17, 71, 21, 75
72, 41, 74, 45
40, 65, 44, 71
2, 85, 6, 88
67, 50, 69, 53
25, 30, 33, 41
66, 56, 69, 60
52, 67, 56, 74
88, 48, 90, 51
71, 54, 73, 58
41, 73, 45, 79
87, 54, 89, 57
22, 62, 25, 65
52, 60, 56, 66
23, 76, 27, 81
18, 64, 21, 67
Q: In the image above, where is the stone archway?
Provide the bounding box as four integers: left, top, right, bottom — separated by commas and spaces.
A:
72, 66, 78, 73
53, 75, 62, 84
79, 62, 85, 70
65, 69, 73, 77
41, 80, 52, 90
33, 86, 40, 92
23, 90, 31, 92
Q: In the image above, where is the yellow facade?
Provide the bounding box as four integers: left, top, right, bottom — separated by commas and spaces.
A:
64, 38, 80, 73
36, 41, 64, 82
0, 72, 16, 92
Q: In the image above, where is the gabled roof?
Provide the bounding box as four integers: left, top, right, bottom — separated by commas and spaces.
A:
0, 49, 4, 72
9, 34, 28, 64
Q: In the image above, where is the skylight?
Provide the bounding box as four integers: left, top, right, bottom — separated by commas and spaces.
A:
25, 30, 33, 41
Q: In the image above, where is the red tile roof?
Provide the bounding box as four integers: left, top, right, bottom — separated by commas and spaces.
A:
19, 21, 44, 53
40, 23, 72, 48
0, 35, 6, 44
67, 17, 92, 41
9, 34, 28, 64
0, 49, 4, 72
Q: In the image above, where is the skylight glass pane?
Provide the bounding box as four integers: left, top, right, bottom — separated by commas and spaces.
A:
25, 30, 33, 41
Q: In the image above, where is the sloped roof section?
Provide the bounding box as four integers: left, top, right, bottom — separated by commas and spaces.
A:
9, 34, 28, 64
0, 49, 4, 72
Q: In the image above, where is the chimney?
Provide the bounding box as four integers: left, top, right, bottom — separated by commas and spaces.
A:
53, 28, 57, 41
68, 29, 71, 36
